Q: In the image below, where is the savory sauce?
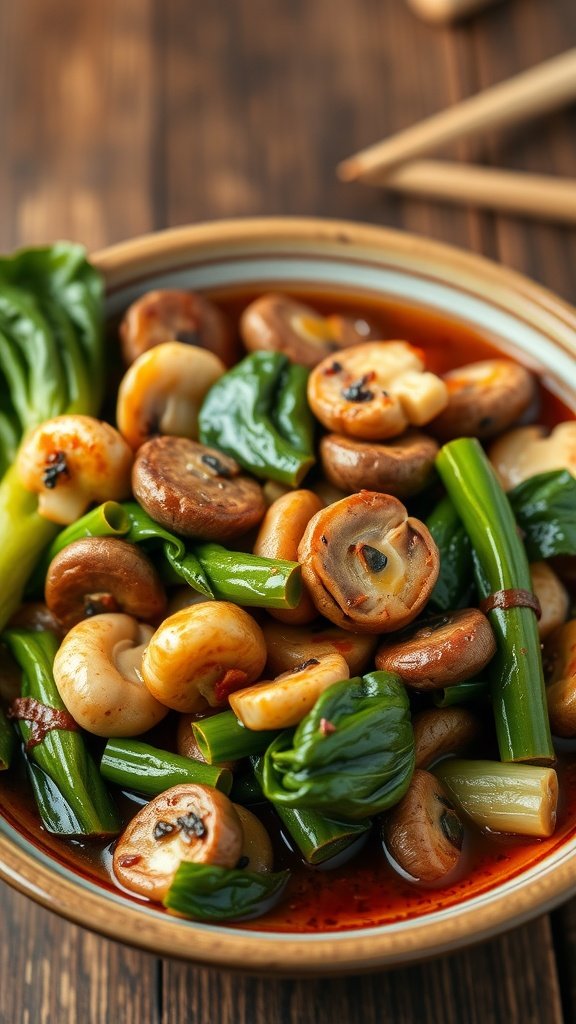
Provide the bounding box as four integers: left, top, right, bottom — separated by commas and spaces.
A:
1, 286, 575, 933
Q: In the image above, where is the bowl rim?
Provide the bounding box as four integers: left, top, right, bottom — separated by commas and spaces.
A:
2, 215, 576, 973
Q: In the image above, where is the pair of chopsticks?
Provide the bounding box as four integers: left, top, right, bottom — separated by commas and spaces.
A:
337, 49, 576, 225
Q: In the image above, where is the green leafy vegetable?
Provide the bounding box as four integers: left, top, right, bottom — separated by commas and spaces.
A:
426, 495, 474, 611
508, 470, 576, 559
164, 862, 290, 922
262, 671, 414, 821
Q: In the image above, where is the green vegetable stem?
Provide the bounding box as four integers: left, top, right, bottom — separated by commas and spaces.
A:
0, 706, 15, 771
274, 805, 372, 865
164, 862, 291, 922
193, 711, 280, 764
198, 351, 315, 486
436, 438, 554, 765
3, 629, 119, 837
261, 671, 415, 821
0, 244, 104, 629
100, 738, 233, 797
195, 543, 302, 609
432, 680, 490, 708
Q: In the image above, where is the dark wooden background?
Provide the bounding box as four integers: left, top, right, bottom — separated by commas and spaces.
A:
1, 0, 576, 1021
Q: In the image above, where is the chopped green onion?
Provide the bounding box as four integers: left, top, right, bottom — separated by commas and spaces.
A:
192, 711, 279, 764
435, 759, 558, 837
100, 738, 232, 797
275, 804, 372, 865
195, 544, 302, 610
432, 680, 490, 708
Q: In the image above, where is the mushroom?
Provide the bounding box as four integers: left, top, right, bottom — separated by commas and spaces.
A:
113, 783, 243, 901
16, 415, 133, 524
530, 562, 569, 641
384, 769, 464, 883
261, 617, 378, 677
488, 422, 576, 491
116, 341, 226, 450
176, 712, 237, 770
375, 609, 496, 688
544, 619, 576, 737
229, 651, 350, 730
119, 289, 237, 367
141, 601, 267, 712
253, 489, 324, 625
233, 805, 274, 872
132, 436, 266, 541
45, 537, 166, 630
320, 430, 438, 497
298, 491, 440, 634
412, 708, 482, 769
8, 601, 64, 638
429, 359, 537, 441
240, 293, 382, 368
307, 342, 448, 441
52, 613, 169, 737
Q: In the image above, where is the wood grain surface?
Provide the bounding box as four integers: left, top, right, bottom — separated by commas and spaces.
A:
1, 0, 575, 1021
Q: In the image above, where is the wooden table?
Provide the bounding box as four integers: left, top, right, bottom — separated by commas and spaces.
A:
1, 0, 576, 1020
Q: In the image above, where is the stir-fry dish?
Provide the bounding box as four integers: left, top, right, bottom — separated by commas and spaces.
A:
1, 243, 576, 931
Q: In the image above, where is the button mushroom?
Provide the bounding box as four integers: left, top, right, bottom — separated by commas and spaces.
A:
233, 805, 274, 872
119, 288, 237, 367
489, 422, 576, 491
261, 617, 378, 677
45, 537, 166, 630
530, 562, 569, 641
307, 342, 448, 441
16, 415, 133, 524
52, 613, 169, 737
429, 359, 537, 441
412, 708, 482, 769
253, 489, 324, 625
141, 601, 267, 712
229, 651, 350, 730
298, 491, 440, 633
113, 783, 243, 901
132, 436, 266, 541
544, 619, 576, 737
384, 769, 464, 883
240, 293, 382, 368
320, 430, 439, 497
375, 609, 496, 689
116, 341, 226, 450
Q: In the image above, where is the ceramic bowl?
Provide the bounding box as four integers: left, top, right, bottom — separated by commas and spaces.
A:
1, 218, 575, 973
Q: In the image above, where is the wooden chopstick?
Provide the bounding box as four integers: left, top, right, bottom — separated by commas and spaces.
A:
337, 49, 576, 182
367, 160, 576, 224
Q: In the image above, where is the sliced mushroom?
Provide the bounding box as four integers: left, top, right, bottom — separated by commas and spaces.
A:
45, 537, 166, 630
113, 783, 243, 901
253, 489, 324, 625
141, 601, 267, 712
320, 430, 438, 497
229, 651, 350, 730
307, 342, 448, 441
384, 769, 464, 883
233, 805, 274, 872
429, 359, 537, 441
119, 289, 237, 367
176, 713, 237, 770
261, 617, 378, 677
132, 436, 266, 541
16, 415, 133, 524
298, 491, 440, 634
412, 708, 482, 769
52, 613, 169, 737
240, 293, 382, 368
544, 619, 576, 737
375, 609, 496, 689
531, 562, 569, 641
116, 341, 226, 450
489, 422, 576, 491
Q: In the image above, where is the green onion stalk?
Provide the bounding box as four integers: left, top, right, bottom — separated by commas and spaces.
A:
100, 738, 233, 797
0, 244, 104, 629
436, 438, 554, 765
0, 706, 15, 770
192, 711, 280, 764
432, 680, 490, 708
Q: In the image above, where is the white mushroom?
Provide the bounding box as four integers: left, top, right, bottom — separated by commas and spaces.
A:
229, 651, 350, 730
488, 422, 576, 491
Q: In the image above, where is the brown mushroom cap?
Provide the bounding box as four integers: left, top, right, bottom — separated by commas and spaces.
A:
45, 537, 167, 630
298, 491, 440, 634
233, 805, 274, 872
412, 708, 482, 770
261, 617, 378, 677
320, 430, 438, 497
132, 436, 266, 541
430, 359, 537, 441
253, 489, 324, 625
240, 293, 381, 368
375, 609, 496, 688
384, 770, 464, 883
119, 289, 238, 367
544, 619, 576, 737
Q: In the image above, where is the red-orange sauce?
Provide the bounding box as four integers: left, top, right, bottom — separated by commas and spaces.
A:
1, 287, 575, 933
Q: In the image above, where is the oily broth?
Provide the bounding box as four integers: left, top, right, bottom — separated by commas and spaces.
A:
1, 288, 575, 933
